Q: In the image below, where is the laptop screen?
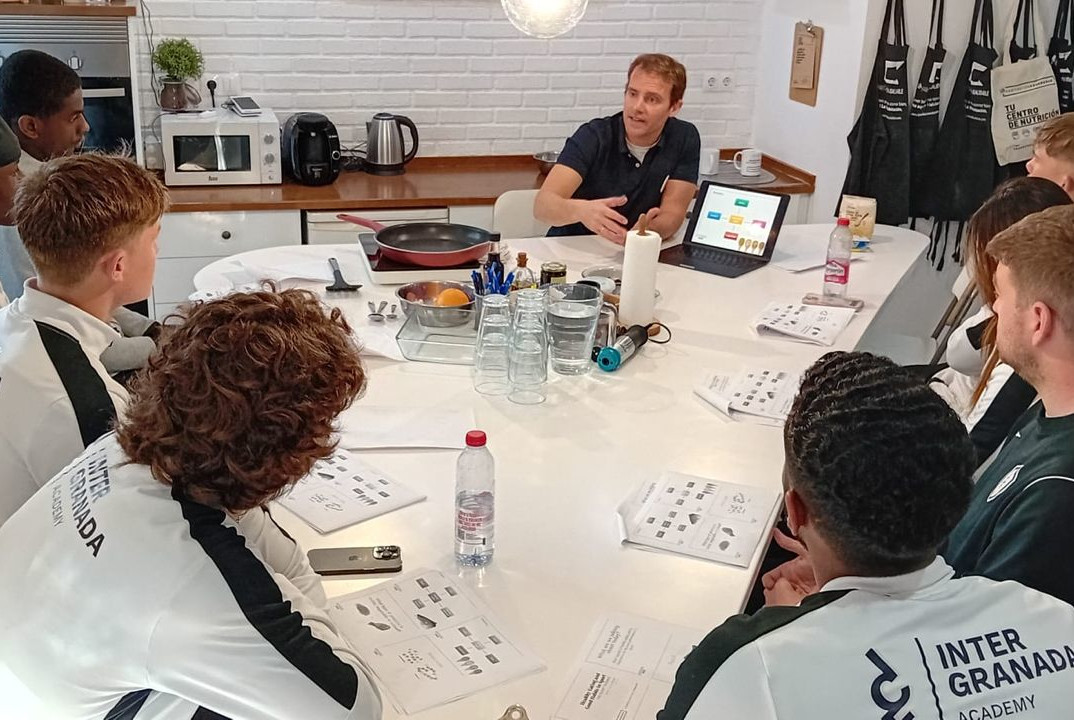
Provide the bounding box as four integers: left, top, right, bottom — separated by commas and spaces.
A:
687, 182, 790, 258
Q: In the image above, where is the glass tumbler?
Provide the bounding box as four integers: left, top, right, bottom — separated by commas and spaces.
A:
473, 294, 512, 396
547, 283, 603, 375
508, 288, 549, 405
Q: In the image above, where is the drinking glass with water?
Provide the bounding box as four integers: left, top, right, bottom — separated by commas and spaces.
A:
547, 283, 603, 375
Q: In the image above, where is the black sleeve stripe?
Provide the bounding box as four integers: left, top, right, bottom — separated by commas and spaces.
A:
968, 372, 1037, 466
191, 707, 231, 719
103, 689, 150, 720
175, 491, 359, 710
34, 321, 117, 448
657, 590, 851, 720
264, 506, 296, 544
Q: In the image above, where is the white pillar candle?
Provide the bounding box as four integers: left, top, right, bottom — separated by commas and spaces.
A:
618, 228, 660, 327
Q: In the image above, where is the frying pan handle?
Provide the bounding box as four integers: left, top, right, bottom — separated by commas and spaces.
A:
336, 214, 386, 232
396, 115, 419, 165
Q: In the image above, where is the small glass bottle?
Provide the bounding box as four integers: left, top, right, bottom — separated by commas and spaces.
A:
512, 252, 537, 291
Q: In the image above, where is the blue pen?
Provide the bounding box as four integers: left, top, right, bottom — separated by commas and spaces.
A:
502, 271, 515, 294
487, 267, 497, 294
471, 270, 484, 296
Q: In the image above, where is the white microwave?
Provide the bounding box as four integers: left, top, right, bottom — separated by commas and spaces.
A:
161, 109, 281, 186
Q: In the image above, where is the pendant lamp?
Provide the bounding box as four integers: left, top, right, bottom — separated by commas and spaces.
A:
501, 0, 589, 39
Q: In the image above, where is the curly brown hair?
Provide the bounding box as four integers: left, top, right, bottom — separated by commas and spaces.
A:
117, 289, 366, 512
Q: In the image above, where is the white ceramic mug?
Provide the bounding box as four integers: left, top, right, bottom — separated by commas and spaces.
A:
699, 150, 720, 175
733, 148, 763, 177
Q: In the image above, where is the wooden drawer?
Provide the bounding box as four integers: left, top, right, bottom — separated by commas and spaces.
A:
158, 210, 301, 259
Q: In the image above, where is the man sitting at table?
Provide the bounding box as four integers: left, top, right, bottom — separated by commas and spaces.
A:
658, 351, 1074, 720
534, 53, 700, 243
0, 49, 90, 301
0, 153, 165, 524
1027, 112, 1074, 199
0, 288, 383, 720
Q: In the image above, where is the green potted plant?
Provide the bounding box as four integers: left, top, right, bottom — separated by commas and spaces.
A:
152, 38, 204, 111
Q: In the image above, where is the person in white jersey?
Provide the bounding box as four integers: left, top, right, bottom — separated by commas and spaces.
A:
0, 153, 165, 524
0, 288, 382, 719
660, 352, 1074, 720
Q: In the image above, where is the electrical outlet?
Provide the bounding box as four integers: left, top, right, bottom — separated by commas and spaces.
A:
704, 73, 735, 92
208, 73, 241, 99
143, 141, 163, 170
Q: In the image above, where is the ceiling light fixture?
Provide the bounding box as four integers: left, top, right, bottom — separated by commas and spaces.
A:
501, 0, 589, 39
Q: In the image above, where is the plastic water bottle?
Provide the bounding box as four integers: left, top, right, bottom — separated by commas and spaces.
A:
823, 217, 853, 298
455, 430, 495, 567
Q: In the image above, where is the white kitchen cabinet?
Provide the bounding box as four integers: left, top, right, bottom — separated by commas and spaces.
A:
150, 210, 301, 320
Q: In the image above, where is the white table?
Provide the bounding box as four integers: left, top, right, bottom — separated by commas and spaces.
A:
195, 226, 927, 720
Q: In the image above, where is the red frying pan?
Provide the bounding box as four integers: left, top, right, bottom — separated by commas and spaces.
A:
337, 214, 491, 268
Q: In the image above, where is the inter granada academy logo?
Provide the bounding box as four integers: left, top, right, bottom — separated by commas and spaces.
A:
867, 650, 914, 720
987, 465, 1023, 503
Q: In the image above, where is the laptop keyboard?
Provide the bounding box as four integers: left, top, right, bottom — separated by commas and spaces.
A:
684, 245, 758, 267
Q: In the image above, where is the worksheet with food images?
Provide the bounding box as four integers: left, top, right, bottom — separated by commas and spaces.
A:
618, 472, 781, 568
694, 367, 800, 425
753, 302, 856, 346
553, 612, 701, 720
329, 568, 544, 714
277, 450, 426, 533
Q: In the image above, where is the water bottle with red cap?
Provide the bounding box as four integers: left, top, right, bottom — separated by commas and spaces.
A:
823, 217, 854, 298
455, 430, 495, 566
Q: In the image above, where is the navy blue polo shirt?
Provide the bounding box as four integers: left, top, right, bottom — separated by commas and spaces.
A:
548, 112, 700, 237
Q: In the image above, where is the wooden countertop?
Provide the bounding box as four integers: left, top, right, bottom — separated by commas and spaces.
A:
0, 0, 136, 16
164, 153, 815, 214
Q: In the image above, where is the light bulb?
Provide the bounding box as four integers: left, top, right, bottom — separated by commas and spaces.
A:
501, 0, 589, 39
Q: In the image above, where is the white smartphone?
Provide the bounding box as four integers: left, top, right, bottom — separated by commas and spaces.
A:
229, 95, 261, 116
308, 545, 403, 576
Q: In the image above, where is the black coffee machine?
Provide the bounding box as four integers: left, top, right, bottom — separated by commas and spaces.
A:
282, 112, 341, 186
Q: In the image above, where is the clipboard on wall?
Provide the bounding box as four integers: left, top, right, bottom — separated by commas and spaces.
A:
790, 21, 824, 106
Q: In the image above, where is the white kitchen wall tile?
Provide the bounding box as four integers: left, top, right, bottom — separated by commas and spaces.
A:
133, 0, 760, 157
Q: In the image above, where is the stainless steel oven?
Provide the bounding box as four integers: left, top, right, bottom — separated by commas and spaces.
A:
0, 17, 140, 161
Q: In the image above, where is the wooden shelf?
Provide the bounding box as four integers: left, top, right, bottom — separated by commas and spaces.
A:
0, 1, 136, 17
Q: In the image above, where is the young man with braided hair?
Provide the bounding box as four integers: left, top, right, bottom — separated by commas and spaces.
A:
0, 289, 382, 719
659, 352, 1074, 720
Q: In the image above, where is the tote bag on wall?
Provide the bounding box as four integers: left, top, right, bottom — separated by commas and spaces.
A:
991, 0, 1061, 165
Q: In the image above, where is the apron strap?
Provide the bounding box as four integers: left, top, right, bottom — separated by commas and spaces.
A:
930, 0, 946, 49
1056, 0, 1074, 44
952, 220, 965, 265
972, 0, 995, 49
882, 0, 907, 46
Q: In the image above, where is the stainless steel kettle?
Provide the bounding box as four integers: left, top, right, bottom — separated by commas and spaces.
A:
365, 113, 419, 176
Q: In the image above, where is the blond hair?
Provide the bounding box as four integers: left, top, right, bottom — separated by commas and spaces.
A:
13, 153, 168, 285
628, 54, 687, 105
987, 204, 1074, 334
1034, 113, 1074, 164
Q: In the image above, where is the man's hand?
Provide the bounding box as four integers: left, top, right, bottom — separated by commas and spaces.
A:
577, 196, 628, 244
634, 206, 662, 231
761, 529, 818, 607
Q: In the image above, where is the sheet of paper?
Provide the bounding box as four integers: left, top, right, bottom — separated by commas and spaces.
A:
329, 568, 544, 714
240, 252, 335, 283
277, 450, 425, 534
771, 243, 866, 272
618, 472, 781, 568
553, 612, 701, 720
791, 26, 818, 89
335, 406, 476, 450
753, 302, 856, 346
694, 368, 799, 425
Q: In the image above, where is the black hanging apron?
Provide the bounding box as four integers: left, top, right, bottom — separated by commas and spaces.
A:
925, 0, 998, 269
840, 0, 911, 226
909, 0, 948, 220
1049, 0, 1074, 113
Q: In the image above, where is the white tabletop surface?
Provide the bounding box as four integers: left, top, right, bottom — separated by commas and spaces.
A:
194, 225, 927, 720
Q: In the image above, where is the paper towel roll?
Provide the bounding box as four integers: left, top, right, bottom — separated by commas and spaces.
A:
619, 229, 661, 327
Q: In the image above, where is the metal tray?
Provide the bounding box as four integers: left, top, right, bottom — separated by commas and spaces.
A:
395, 309, 477, 365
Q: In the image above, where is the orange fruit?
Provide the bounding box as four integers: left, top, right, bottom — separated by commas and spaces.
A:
434, 287, 470, 307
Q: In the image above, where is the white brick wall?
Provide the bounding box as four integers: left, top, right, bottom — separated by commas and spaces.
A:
133, 0, 761, 158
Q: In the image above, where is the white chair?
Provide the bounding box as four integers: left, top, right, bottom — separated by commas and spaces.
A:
493, 189, 548, 239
